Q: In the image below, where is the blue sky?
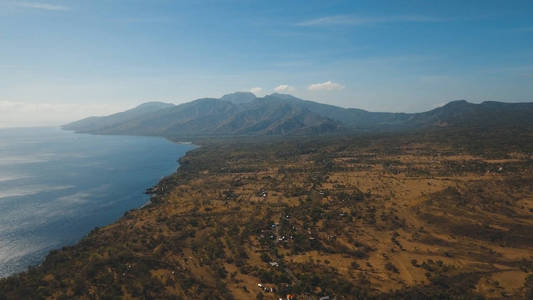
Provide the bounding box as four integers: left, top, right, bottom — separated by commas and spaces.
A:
1, 0, 533, 126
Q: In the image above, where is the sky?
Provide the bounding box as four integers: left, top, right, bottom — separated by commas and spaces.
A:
1, 0, 533, 127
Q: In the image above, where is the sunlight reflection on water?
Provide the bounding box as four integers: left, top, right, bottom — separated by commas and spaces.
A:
0, 127, 194, 277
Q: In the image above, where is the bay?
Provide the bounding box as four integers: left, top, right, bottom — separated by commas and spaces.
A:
0, 127, 194, 277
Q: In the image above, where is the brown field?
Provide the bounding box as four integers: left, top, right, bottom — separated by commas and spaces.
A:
1, 130, 533, 299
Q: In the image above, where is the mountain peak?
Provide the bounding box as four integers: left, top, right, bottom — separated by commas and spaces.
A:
136, 101, 175, 110
443, 100, 471, 107
268, 93, 299, 100
220, 92, 257, 104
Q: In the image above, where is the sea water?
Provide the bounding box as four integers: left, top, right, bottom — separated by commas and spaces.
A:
0, 127, 195, 277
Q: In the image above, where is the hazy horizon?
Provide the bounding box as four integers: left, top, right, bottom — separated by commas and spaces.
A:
1, 0, 533, 127
3, 91, 530, 129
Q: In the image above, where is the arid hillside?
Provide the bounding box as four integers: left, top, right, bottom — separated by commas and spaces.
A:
1, 129, 533, 299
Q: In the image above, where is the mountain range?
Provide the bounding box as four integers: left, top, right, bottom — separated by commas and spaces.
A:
63, 92, 533, 138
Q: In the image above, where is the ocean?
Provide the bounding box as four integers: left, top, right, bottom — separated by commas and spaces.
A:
0, 127, 195, 277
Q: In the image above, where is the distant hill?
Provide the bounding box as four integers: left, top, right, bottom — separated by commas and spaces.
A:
64, 93, 344, 137
65, 101, 175, 133
219, 92, 257, 104
406, 100, 533, 129
63, 93, 533, 137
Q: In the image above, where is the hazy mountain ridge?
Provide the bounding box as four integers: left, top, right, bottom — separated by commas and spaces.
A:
64, 101, 175, 133
408, 100, 533, 128
63, 93, 533, 137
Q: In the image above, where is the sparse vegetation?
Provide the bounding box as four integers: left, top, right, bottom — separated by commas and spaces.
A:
1, 129, 533, 299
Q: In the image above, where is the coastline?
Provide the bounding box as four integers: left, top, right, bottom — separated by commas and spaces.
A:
140, 139, 198, 208
0, 129, 196, 279
2, 131, 532, 298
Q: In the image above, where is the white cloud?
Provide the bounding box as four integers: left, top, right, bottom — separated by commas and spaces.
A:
297, 15, 443, 27
16, 2, 69, 11
274, 84, 295, 93
250, 87, 263, 94
308, 81, 344, 91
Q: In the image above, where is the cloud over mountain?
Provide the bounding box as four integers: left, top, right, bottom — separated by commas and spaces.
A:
308, 81, 344, 91
274, 85, 295, 93
250, 87, 263, 94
